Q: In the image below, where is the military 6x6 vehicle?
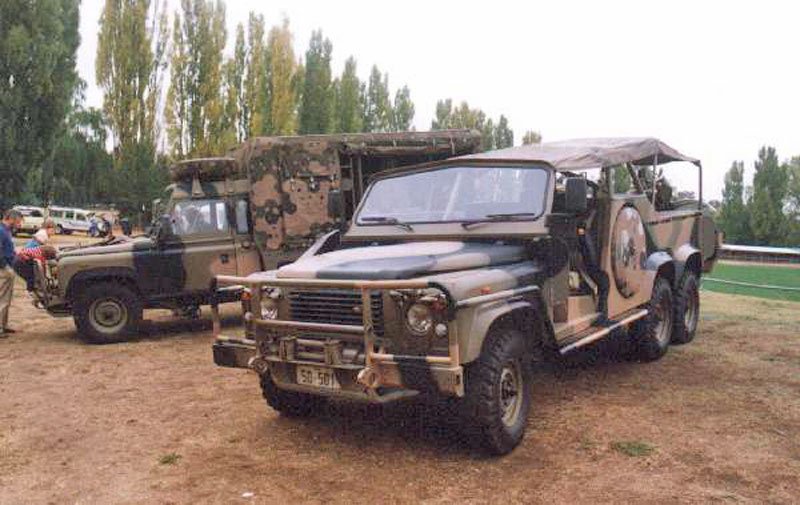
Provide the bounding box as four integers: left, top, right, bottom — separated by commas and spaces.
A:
33, 130, 481, 343
212, 137, 720, 454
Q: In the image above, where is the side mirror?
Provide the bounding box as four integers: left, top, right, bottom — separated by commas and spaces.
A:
327, 189, 345, 220
565, 177, 588, 214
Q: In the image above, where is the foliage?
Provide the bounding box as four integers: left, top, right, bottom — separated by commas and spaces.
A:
298, 30, 334, 134
391, 85, 415, 132
363, 65, 392, 133
431, 99, 516, 151
0, 0, 81, 208
243, 13, 268, 136
522, 130, 542, 145
717, 161, 752, 244
333, 57, 363, 133
166, 0, 229, 157
750, 146, 788, 245
96, 0, 169, 219
612, 165, 632, 193
266, 18, 297, 135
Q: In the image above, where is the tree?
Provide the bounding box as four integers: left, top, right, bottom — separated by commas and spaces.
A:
750, 146, 788, 245
522, 131, 542, 145
494, 115, 513, 149
717, 161, 752, 244
298, 30, 334, 134
96, 0, 169, 220
166, 0, 227, 157
222, 23, 246, 143
363, 65, 391, 132
391, 85, 415, 131
266, 18, 298, 135
243, 12, 268, 136
784, 156, 800, 245
0, 0, 81, 207
333, 57, 363, 133
612, 165, 632, 193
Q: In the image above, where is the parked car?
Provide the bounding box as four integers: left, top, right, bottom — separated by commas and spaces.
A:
12, 205, 47, 235
48, 206, 93, 235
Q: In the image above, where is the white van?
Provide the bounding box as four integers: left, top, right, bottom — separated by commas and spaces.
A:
48, 206, 92, 235
12, 205, 47, 235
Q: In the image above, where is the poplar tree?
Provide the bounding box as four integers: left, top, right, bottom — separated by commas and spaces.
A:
391, 85, 415, 131
750, 147, 788, 245
244, 13, 268, 136
363, 65, 391, 132
494, 115, 513, 149
221, 23, 246, 144
333, 57, 363, 133
266, 18, 297, 135
718, 161, 752, 244
96, 0, 169, 216
298, 30, 334, 134
522, 131, 542, 145
166, 0, 227, 157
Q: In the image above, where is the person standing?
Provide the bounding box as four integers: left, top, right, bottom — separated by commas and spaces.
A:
1, 209, 23, 337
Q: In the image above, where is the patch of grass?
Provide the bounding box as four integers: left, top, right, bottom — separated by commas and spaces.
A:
611, 440, 655, 457
158, 453, 181, 465
703, 262, 800, 303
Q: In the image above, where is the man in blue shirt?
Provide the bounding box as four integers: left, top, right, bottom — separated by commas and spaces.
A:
0, 209, 23, 337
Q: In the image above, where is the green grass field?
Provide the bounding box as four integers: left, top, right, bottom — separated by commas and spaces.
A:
702, 262, 800, 303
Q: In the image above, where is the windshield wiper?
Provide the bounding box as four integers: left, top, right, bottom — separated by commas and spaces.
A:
360, 216, 414, 231
461, 212, 540, 229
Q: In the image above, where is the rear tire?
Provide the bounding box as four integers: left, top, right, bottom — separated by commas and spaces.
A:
74, 283, 143, 344
260, 373, 325, 417
632, 277, 674, 361
672, 272, 699, 345
459, 328, 533, 455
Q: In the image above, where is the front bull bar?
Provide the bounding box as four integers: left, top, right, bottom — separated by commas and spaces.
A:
210, 275, 464, 397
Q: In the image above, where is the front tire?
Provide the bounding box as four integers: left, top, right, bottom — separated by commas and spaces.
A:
260, 373, 325, 417
74, 283, 143, 344
632, 277, 674, 361
672, 272, 699, 345
459, 328, 533, 455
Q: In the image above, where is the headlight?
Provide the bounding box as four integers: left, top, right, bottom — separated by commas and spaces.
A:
406, 302, 433, 336
260, 297, 278, 320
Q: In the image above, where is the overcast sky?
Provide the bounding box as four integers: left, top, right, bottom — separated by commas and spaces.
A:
77, 0, 800, 199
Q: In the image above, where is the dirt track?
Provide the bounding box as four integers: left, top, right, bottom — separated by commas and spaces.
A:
1, 268, 799, 503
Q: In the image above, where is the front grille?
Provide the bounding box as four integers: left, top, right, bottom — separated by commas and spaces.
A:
287, 289, 384, 336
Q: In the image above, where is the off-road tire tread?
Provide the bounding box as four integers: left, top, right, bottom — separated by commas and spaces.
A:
260, 373, 324, 417
671, 272, 699, 345
632, 278, 673, 362
74, 282, 142, 344
460, 328, 532, 455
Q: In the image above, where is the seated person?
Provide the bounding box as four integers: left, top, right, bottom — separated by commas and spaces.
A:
13, 244, 57, 303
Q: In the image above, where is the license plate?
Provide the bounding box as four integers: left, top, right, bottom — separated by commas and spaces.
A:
296, 365, 340, 390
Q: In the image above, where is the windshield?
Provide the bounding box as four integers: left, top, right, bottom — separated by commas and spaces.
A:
356, 165, 549, 225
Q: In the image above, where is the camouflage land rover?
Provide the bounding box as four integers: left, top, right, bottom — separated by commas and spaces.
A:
33, 130, 481, 343
212, 137, 720, 454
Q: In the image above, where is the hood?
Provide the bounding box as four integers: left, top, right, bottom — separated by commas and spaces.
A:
277, 241, 527, 280
58, 236, 152, 258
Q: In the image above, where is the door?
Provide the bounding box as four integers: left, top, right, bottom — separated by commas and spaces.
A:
162, 198, 238, 294
232, 198, 262, 276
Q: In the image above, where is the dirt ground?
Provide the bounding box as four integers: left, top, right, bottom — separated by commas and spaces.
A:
1, 262, 799, 504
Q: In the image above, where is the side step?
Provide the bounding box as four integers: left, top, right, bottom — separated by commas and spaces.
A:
559, 309, 648, 355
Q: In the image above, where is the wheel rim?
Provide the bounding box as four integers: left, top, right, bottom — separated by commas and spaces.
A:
653, 293, 673, 347
685, 286, 699, 334
499, 361, 524, 428
89, 298, 128, 334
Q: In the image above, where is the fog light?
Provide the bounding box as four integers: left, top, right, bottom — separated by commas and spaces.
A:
435, 323, 448, 337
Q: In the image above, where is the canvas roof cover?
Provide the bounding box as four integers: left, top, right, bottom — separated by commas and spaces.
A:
457, 137, 700, 171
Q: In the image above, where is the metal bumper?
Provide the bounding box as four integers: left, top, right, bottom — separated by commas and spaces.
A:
212, 336, 257, 369
211, 275, 465, 399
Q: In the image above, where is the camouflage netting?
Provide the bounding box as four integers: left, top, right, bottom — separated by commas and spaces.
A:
168, 158, 243, 183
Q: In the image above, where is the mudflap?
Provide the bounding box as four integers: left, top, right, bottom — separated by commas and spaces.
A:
213, 337, 257, 369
